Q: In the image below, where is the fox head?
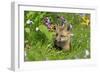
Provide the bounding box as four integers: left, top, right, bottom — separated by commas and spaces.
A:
54, 25, 73, 51
55, 25, 72, 42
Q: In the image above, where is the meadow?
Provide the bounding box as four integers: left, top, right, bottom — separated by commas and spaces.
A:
24, 11, 90, 61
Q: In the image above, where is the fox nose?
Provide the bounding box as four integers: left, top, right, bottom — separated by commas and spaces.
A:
55, 38, 61, 42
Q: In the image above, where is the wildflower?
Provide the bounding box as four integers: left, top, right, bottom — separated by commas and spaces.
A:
35, 27, 39, 31
44, 17, 56, 31
81, 15, 90, 26
44, 17, 51, 28
85, 50, 89, 56
70, 33, 74, 36
24, 51, 27, 57
26, 19, 34, 25
84, 49, 90, 58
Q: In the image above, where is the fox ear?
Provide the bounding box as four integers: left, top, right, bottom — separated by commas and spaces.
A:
67, 24, 72, 31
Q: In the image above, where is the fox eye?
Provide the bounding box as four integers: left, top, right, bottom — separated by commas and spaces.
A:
56, 33, 58, 36
61, 35, 65, 37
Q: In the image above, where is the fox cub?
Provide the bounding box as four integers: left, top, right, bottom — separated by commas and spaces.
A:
54, 25, 72, 51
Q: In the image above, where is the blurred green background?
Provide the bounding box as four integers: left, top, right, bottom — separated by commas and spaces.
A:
24, 11, 90, 61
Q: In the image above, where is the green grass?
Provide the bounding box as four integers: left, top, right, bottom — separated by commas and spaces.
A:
24, 11, 90, 61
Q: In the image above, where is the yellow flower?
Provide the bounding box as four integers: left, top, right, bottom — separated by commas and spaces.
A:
81, 15, 90, 26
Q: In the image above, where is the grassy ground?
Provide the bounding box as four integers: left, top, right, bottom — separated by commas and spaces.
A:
24, 11, 90, 61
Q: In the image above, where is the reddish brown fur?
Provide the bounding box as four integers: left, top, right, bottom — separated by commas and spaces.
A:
54, 25, 72, 51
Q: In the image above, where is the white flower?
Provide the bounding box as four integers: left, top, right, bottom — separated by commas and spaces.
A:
85, 50, 89, 56
84, 49, 90, 58
70, 33, 74, 36
24, 51, 27, 57
35, 27, 39, 31
26, 19, 33, 25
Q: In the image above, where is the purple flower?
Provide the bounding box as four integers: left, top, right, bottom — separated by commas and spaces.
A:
44, 17, 51, 28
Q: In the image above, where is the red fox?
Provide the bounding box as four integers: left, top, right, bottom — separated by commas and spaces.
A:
54, 25, 73, 51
